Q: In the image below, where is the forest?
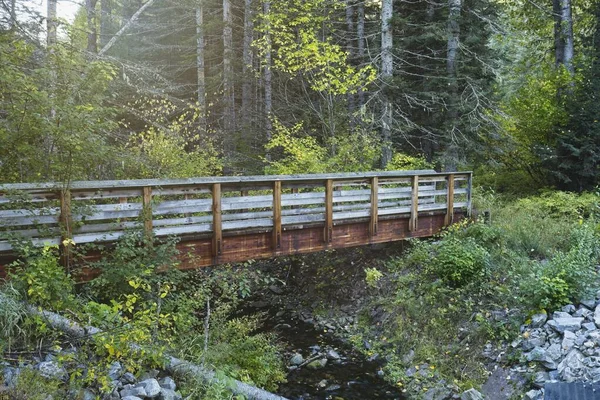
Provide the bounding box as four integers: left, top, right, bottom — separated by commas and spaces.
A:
3, 0, 600, 399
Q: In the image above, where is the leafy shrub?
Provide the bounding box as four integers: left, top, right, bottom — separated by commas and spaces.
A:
364, 267, 383, 288
429, 237, 490, 287
8, 245, 75, 310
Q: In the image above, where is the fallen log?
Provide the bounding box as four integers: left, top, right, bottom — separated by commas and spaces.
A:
4, 296, 289, 400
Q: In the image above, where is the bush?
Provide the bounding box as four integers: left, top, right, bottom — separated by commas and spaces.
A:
429, 237, 490, 287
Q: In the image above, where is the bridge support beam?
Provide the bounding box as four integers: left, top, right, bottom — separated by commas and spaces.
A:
272, 181, 282, 250
212, 183, 222, 261
369, 177, 378, 237
324, 179, 333, 244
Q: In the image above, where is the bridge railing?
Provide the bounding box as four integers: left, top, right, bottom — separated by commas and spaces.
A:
0, 170, 471, 255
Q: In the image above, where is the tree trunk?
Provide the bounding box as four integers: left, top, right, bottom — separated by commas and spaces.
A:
444, 0, 461, 172
346, 0, 355, 125
8, 0, 16, 30
241, 0, 254, 130
263, 0, 273, 157
223, 0, 235, 136
357, 1, 365, 109
196, 4, 206, 130
87, 0, 98, 53
100, 0, 112, 48
47, 0, 57, 47
99, 0, 157, 56
380, 0, 393, 168
554, 0, 574, 74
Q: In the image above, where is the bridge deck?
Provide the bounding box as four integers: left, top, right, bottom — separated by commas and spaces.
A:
0, 170, 471, 272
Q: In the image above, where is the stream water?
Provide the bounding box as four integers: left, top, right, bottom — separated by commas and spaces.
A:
258, 308, 405, 400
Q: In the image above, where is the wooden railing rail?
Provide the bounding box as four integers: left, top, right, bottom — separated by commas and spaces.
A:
0, 170, 472, 268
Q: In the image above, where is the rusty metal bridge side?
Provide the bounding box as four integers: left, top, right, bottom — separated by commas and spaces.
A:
0, 170, 472, 274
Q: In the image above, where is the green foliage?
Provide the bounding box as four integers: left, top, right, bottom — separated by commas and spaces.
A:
386, 154, 433, 171
8, 245, 75, 310
429, 237, 490, 287
364, 267, 384, 288
3, 368, 66, 400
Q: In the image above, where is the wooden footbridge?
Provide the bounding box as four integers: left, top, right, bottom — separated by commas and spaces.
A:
0, 170, 471, 273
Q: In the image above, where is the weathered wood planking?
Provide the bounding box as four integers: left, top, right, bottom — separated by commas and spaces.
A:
0, 171, 472, 274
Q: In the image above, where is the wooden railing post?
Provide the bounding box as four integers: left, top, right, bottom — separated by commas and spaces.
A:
142, 186, 153, 239
272, 181, 282, 250
59, 189, 73, 270
212, 184, 222, 257
409, 175, 419, 232
324, 179, 333, 243
466, 173, 473, 217
369, 177, 378, 237
445, 174, 455, 226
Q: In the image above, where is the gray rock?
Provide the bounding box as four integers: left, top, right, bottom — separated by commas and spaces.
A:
37, 361, 66, 380
120, 384, 147, 398
549, 370, 560, 381
527, 347, 558, 369
138, 378, 161, 397
561, 305, 576, 314
530, 313, 547, 328
586, 367, 600, 381
108, 361, 122, 380
424, 386, 452, 400
547, 317, 584, 333
289, 353, 304, 365
562, 331, 576, 354
122, 372, 136, 385
581, 299, 597, 309
575, 334, 588, 347
524, 389, 543, 400
307, 358, 327, 369
547, 343, 562, 361
121, 397, 144, 400
594, 304, 600, 326
554, 311, 573, 319
583, 322, 597, 331
326, 349, 341, 360
158, 388, 181, 400
2, 367, 20, 387
533, 371, 549, 388
325, 384, 341, 392
557, 349, 586, 382
81, 389, 96, 400
158, 376, 176, 391
574, 307, 593, 318
460, 388, 484, 400
317, 379, 328, 388
402, 349, 415, 364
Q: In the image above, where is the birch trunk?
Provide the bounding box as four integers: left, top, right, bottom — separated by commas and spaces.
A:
196, 4, 206, 130
99, 0, 157, 56
380, 0, 393, 168
554, 0, 574, 74
47, 0, 57, 47
346, 0, 355, 123
223, 0, 235, 135
357, 1, 365, 109
263, 0, 273, 155
100, 0, 111, 48
444, 0, 461, 172
241, 0, 254, 130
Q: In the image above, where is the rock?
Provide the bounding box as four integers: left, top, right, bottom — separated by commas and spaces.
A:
527, 347, 558, 369
108, 361, 122, 380
325, 384, 341, 392
586, 367, 600, 381
317, 379, 328, 388
524, 389, 543, 400
2, 367, 19, 387
81, 389, 96, 400
581, 299, 597, 309
557, 349, 586, 382
121, 397, 144, 400
547, 317, 584, 333
269, 285, 284, 294
158, 388, 182, 400
307, 358, 327, 369
138, 378, 161, 397
530, 313, 547, 328
583, 322, 597, 331
120, 384, 147, 398
594, 304, 600, 326
37, 361, 66, 380
309, 345, 321, 353
547, 343, 562, 360
460, 388, 484, 400
574, 308, 593, 318
122, 372, 136, 385
290, 353, 304, 365
562, 331, 576, 354
561, 305, 576, 314
533, 371, 549, 388
326, 349, 341, 360
553, 311, 573, 319
139, 369, 159, 380
424, 386, 452, 400
158, 376, 176, 391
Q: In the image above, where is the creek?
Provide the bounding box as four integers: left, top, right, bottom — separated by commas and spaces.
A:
257, 307, 405, 400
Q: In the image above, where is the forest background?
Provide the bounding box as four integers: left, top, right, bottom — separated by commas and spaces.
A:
1, 0, 599, 191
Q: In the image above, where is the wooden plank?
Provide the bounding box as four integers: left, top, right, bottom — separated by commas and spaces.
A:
325, 179, 333, 243
59, 189, 73, 269
212, 183, 222, 257
409, 175, 419, 231
369, 177, 378, 237
273, 181, 282, 250
445, 174, 455, 226
466, 172, 473, 217
142, 186, 153, 237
